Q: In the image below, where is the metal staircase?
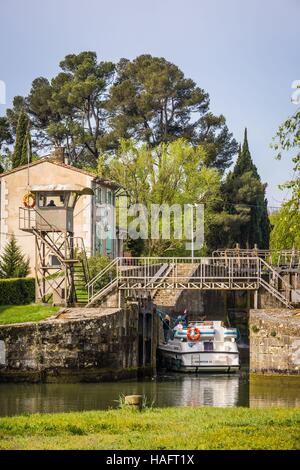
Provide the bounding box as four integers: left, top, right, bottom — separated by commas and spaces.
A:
153, 263, 199, 307
20, 207, 90, 305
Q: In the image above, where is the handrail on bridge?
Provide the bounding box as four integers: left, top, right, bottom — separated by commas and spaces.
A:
86, 256, 295, 308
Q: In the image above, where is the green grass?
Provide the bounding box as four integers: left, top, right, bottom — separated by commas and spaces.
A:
0, 304, 60, 325
0, 407, 299, 450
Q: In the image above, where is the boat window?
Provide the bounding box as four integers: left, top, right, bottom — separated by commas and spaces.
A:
204, 342, 214, 352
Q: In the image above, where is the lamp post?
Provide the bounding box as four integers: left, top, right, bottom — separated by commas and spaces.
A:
189, 203, 198, 261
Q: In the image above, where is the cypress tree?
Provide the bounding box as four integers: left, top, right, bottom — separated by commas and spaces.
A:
12, 111, 32, 168
0, 235, 30, 278
233, 128, 259, 178
223, 128, 271, 249
20, 121, 32, 166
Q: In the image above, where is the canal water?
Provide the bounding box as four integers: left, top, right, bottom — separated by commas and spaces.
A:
0, 371, 299, 416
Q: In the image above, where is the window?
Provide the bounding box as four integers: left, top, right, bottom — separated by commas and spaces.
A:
50, 255, 61, 267
38, 193, 66, 208
95, 187, 102, 205
204, 342, 214, 352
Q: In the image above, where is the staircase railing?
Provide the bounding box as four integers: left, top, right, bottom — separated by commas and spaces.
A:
259, 258, 294, 303
69, 237, 90, 282
258, 277, 292, 308
86, 257, 120, 302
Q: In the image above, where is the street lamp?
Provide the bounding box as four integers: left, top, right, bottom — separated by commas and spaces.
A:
188, 203, 198, 261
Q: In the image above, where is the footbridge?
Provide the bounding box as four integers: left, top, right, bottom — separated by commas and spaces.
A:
86, 256, 300, 309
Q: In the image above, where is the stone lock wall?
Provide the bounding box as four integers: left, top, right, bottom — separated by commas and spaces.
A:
0, 305, 148, 383
250, 309, 300, 374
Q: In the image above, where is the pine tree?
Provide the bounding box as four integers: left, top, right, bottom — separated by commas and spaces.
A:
12, 111, 32, 168
0, 235, 30, 278
222, 128, 271, 249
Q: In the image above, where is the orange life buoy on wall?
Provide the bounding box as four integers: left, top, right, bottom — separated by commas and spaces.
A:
187, 327, 201, 342
23, 191, 36, 209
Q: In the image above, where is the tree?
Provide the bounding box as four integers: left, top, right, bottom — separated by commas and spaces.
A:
12, 110, 32, 168
0, 235, 30, 278
270, 200, 300, 251
107, 55, 238, 171
23, 52, 115, 164
98, 138, 221, 255
6, 96, 26, 135
269, 108, 300, 250
0, 117, 13, 172
210, 129, 270, 249
7, 52, 237, 170
272, 108, 300, 195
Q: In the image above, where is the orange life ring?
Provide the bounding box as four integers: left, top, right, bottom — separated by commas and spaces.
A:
23, 191, 36, 209
187, 327, 201, 342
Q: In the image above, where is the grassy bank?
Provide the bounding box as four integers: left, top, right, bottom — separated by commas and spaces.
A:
0, 407, 299, 450
0, 304, 59, 325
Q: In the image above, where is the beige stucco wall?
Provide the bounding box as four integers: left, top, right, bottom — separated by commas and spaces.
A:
0, 161, 94, 274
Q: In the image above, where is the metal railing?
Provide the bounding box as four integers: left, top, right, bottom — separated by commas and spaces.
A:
213, 247, 300, 269
19, 207, 36, 231
86, 257, 119, 302
86, 256, 296, 308
116, 256, 261, 287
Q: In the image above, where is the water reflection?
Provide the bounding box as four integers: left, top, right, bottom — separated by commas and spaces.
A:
0, 373, 248, 417
154, 374, 244, 408
250, 376, 300, 408
0, 373, 299, 416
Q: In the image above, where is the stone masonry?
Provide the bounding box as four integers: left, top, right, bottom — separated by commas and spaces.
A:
0, 305, 151, 383
250, 308, 300, 374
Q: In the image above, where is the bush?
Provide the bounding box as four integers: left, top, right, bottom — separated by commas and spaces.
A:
0, 278, 35, 305
87, 256, 114, 289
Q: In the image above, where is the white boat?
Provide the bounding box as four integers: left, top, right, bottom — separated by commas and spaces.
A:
158, 321, 240, 373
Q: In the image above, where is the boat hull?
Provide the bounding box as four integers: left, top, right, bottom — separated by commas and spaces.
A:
157, 347, 240, 373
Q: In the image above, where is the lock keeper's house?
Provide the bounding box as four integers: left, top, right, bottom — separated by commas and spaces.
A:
0, 147, 124, 274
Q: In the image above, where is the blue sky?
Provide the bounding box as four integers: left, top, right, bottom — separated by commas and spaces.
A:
0, 0, 299, 206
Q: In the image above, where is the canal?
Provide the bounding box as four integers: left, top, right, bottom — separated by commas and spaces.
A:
0, 371, 299, 416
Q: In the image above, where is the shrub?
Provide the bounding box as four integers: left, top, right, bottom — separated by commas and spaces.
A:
87, 255, 114, 289
0, 278, 35, 305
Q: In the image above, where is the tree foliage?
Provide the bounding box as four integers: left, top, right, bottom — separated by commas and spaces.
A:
98, 138, 221, 255
270, 200, 300, 251
107, 55, 237, 171
6, 52, 237, 170
0, 117, 13, 172
0, 235, 30, 279
272, 109, 300, 189
208, 129, 270, 249
16, 52, 115, 164
269, 108, 300, 250
12, 110, 32, 168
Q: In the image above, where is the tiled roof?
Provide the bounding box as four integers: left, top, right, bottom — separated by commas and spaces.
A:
0, 158, 120, 189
